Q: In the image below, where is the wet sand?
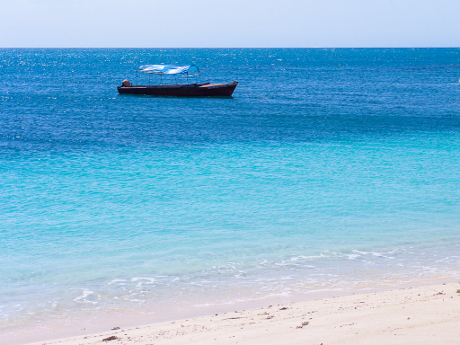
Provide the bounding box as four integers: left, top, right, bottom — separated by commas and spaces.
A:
19, 282, 460, 345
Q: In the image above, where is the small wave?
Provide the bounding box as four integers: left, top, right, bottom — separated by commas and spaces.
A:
131, 277, 155, 288
372, 252, 395, 259
347, 254, 360, 260
73, 289, 97, 305
108, 279, 127, 285
353, 250, 369, 255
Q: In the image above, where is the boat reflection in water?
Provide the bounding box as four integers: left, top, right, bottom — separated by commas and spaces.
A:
118, 64, 238, 97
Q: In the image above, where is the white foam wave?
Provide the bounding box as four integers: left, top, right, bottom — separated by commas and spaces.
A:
372, 252, 395, 259
347, 254, 360, 260
74, 289, 97, 304
108, 279, 127, 285
131, 277, 155, 288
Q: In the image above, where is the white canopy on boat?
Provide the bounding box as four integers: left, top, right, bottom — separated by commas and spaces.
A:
138, 64, 200, 75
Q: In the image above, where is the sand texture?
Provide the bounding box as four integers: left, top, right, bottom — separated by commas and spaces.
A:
24, 282, 460, 345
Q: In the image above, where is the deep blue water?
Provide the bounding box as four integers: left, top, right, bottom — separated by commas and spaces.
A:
1, 48, 460, 331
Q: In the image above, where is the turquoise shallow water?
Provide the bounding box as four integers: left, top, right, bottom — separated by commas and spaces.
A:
1, 48, 460, 331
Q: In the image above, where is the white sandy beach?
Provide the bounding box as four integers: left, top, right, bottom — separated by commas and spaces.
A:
16, 282, 460, 345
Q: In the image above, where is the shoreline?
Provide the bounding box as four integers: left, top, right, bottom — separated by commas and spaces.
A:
4, 279, 460, 345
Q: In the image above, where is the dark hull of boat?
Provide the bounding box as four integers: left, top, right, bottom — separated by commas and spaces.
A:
117, 81, 238, 97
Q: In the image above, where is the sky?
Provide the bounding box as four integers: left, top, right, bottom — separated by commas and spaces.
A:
1, 0, 459, 48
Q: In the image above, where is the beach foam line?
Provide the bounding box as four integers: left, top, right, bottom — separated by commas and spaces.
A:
18, 282, 460, 345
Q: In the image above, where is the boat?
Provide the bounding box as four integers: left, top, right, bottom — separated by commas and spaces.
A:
117, 64, 238, 97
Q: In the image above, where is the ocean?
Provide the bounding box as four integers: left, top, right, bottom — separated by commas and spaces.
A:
1, 48, 460, 338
